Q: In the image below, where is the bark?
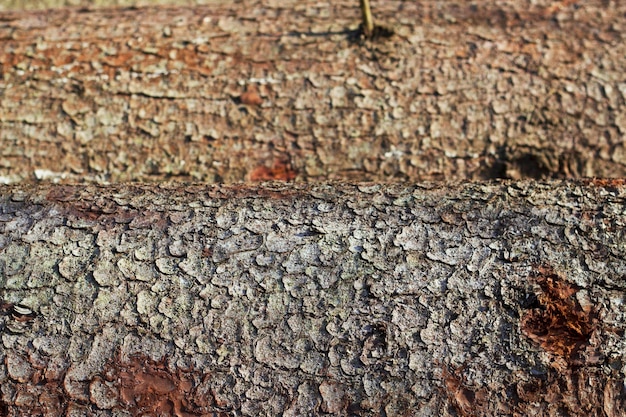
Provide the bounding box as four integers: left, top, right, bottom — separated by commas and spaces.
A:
0, 0, 208, 11
1, 0, 625, 184
0, 180, 625, 416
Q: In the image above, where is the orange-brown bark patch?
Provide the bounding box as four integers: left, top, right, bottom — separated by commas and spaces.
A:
520, 266, 595, 360
240, 86, 263, 106
249, 159, 297, 182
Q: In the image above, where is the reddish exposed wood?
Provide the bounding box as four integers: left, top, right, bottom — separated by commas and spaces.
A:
521, 266, 596, 361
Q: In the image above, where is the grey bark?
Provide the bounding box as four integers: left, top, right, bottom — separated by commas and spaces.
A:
1, 0, 625, 184
1, 180, 625, 416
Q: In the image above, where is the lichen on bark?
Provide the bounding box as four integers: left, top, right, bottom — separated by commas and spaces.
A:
0, 181, 625, 416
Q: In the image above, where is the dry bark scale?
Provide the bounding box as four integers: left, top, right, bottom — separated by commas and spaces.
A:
0, 180, 626, 416
0, 0, 625, 184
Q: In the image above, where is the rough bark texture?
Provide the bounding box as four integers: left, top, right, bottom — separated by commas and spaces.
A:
1, 180, 625, 416
0, 0, 213, 11
1, 1, 626, 416
1, 0, 625, 184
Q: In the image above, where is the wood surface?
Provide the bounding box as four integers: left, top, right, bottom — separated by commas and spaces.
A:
0, 0, 625, 184
0, 180, 625, 416
1, 1, 626, 416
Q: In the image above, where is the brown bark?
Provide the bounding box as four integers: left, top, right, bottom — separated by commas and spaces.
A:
1, 2, 626, 416
1, 180, 626, 416
1, 0, 625, 184
0, 0, 206, 11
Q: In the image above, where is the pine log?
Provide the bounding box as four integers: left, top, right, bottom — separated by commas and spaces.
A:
1, 0, 625, 184
0, 180, 625, 416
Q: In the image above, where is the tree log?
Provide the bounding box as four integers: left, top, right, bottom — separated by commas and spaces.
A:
0, 180, 625, 416
1, 0, 625, 184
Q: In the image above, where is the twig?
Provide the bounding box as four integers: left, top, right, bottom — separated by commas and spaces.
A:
360, 0, 374, 38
